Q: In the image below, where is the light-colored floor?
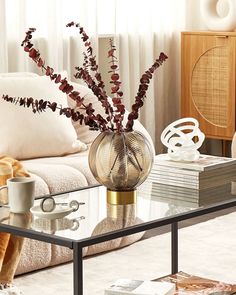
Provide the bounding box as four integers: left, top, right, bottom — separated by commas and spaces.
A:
143, 207, 236, 238
15, 208, 236, 295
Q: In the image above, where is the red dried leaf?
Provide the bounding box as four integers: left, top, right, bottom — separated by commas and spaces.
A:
108, 48, 116, 57
69, 91, 80, 100
111, 86, 119, 93
24, 45, 31, 52
59, 80, 68, 91
140, 77, 149, 84
112, 97, 121, 105
50, 102, 57, 112
116, 104, 125, 114
37, 58, 44, 67
55, 74, 61, 84
111, 73, 119, 81
46, 66, 53, 76
110, 65, 118, 70
29, 48, 38, 59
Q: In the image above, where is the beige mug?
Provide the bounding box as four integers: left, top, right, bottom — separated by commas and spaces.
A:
0, 177, 35, 213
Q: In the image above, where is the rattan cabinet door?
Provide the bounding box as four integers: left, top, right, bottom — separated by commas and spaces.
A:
181, 32, 236, 140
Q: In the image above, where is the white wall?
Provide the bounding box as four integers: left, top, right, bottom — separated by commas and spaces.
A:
186, 0, 206, 30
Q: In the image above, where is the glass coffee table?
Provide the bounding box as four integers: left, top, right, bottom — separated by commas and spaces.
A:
0, 181, 236, 295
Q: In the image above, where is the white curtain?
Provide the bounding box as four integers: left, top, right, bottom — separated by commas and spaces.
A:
115, 0, 187, 152
0, 0, 98, 78
0, 0, 192, 151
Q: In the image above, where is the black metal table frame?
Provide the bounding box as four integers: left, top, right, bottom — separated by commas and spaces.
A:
0, 190, 236, 295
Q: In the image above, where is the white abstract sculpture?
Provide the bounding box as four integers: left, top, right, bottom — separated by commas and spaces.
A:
160, 118, 205, 162
200, 0, 236, 31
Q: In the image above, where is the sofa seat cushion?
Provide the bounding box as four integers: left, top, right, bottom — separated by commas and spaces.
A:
22, 150, 96, 192
25, 163, 88, 194
21, 149, 97, 196
30, 173, 50, 197
15, 239, 51, 275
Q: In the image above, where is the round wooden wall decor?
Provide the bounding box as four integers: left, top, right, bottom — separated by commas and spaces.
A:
200, 0, 236, 31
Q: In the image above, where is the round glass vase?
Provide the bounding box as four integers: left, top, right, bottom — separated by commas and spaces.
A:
88, 130, 154, 205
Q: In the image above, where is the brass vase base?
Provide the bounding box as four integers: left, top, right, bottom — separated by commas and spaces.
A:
107, 189, 137, 205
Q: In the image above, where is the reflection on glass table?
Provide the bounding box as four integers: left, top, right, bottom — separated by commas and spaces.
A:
31, 216, 85, 234
1, 181, 235, 243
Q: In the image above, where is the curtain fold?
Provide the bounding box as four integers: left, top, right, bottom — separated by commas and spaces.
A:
0, 0, 8, 72
0, 0, 98, 80
115, 0, 187, 152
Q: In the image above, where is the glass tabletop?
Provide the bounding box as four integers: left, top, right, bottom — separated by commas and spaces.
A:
0, 180, 235, 244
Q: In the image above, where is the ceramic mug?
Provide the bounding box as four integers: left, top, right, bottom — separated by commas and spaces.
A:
0, 177, 35, 213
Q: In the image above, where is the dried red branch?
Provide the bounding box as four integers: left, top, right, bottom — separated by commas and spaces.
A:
108, 38, 125, 132
21, 27, 107, 131
125, 52, 168, 131
66, 22, 114, 129
2, 94, 105, 130
8, 22, 168, 133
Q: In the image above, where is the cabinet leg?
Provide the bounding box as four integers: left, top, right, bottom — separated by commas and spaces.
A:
222, 140, 228, 157
171, 222, 178, 274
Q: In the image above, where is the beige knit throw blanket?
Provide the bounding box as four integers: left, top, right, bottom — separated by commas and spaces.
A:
0, 155, 30, 284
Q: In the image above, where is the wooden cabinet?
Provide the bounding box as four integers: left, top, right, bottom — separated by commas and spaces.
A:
181, 31, 236, 140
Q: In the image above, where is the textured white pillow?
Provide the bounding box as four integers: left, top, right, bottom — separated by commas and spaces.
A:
0, 76, 87, 160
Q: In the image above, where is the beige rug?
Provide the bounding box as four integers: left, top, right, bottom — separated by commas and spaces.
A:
15, 211, 236, 295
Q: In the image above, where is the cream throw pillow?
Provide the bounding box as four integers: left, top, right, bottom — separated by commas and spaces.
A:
0, 76, 87, 160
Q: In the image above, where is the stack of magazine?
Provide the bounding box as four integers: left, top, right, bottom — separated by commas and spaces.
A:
154, 271, 236, 294
105, 271, 236, 295
142, 154, 236, 204
104, 278, 175, 295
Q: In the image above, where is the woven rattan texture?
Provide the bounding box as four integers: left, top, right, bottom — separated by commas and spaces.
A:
191, 46, 229, 127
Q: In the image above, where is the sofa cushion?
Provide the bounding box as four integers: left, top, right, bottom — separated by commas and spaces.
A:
23, 150, 96, 189
0, 76, 87, 160
15, 239, 52, 275
24, 163, 89, 194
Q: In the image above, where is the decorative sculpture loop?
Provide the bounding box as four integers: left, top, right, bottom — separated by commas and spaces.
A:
161, 118, 205, 162
200, 0, 236, 31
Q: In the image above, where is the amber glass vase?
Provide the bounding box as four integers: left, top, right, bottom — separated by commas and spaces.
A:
88, 130, 154, 204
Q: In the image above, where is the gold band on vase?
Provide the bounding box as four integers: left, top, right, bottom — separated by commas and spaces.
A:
107, 190, 137, 205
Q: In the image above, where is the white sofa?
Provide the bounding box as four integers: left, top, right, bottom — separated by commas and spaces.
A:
0, 73, 154, 275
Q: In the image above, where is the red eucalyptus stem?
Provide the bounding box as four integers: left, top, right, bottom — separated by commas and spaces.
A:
125, 52, 168, 131
108, 38, 125, 132
21, 27, 107, 131
66, 22, 115, 130
15, 23, 168, 133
